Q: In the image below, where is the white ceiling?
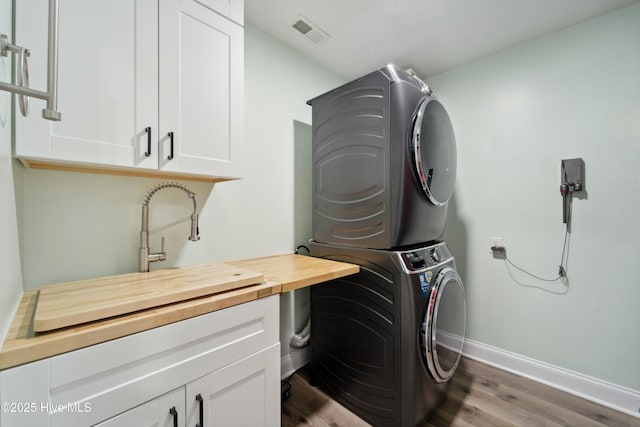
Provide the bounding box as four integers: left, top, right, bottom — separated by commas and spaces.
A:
245, 0, 639, 80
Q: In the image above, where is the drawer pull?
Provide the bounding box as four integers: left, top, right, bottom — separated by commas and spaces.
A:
196, 393, 204, 427
144, 127, 152, 157
168, 131, 174, 160
169, 406, 178, 427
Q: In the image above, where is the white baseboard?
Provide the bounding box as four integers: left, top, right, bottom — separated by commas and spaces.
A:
462, 338, 640, 419
281, 346, 310, 380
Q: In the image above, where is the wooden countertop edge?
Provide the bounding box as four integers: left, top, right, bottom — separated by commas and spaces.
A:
280, 266, 360, 292
227, 254, 360, 293
0, 281, 280, 370
0, 254, 360, 370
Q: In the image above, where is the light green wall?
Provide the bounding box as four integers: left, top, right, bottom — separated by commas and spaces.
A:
429, 3, 640, 390
0, 0, 23, 344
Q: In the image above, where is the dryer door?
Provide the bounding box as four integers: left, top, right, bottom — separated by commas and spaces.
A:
422, 267, 466, 383
411, 98, 457, 206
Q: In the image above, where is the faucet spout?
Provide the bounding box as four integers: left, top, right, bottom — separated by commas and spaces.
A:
188, 193, 200, 241
189, 212, 200, 241
139, 182, 200, 272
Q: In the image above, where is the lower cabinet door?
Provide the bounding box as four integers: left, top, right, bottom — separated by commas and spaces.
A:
186, 343, 280, 427
94, 387, 185, 427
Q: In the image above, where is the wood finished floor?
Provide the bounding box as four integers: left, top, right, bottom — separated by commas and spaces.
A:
281, 357, 640, 427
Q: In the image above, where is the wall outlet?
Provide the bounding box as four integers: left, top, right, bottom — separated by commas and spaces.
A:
490, 237, 505, 252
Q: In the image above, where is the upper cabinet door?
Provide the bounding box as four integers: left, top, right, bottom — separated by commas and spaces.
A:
159, 0, 244, 179
194, 0, 244, 25
15, 0, 159, 170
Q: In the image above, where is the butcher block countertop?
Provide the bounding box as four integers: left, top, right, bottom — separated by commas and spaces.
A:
34, 263, 265, 332
228, 253, 359, 293
0, 254, 358, 370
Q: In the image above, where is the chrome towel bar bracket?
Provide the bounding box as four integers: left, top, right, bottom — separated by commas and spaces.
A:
0, 0, 61, 121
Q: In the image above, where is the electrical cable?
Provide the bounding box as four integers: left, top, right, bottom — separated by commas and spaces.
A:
503, 259, 569, 295
501, 197, 571, 288
504, 227, 569, 282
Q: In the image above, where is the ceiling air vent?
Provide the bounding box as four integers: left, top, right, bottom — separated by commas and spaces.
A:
292, 15, 330, 44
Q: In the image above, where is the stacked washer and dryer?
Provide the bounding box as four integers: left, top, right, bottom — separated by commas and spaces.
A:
307, 65, 466, 427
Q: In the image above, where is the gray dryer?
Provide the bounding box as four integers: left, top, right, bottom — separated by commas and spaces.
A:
308, 64, 457, 249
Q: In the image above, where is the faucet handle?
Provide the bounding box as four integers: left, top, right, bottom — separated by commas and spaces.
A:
156, 236, 167, 262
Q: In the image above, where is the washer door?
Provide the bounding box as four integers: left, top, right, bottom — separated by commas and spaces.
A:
411, 98, 457, 206
422, 267, 466, 383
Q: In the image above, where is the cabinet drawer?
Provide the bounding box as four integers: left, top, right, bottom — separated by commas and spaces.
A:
93, 387, 184, 427
0, 295, 278, 427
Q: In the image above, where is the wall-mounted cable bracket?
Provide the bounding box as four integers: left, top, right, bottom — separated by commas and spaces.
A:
560, 158, 585, 224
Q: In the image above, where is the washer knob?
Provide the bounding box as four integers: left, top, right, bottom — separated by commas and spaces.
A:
410, 254, 426, 269
431, 248, 441, 263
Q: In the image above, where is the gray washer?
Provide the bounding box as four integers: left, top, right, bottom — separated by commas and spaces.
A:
308, 64, 457, 249
310, 240, 466, 427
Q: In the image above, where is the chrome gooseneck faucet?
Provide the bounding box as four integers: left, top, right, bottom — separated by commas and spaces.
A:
140, 182, 200, 272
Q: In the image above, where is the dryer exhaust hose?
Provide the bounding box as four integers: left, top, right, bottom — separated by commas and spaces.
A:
289, 318, 311, 349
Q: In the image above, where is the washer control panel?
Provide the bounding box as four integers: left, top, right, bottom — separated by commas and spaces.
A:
400, 244, 452, 272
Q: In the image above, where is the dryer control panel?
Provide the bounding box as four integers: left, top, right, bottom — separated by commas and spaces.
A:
400, 244, 453, 272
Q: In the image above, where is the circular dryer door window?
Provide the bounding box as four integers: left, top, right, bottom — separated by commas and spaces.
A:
422, 267, 466, 383
411, 99, 457, 206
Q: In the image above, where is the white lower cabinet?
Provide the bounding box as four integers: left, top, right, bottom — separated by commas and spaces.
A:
0, 295, 280, 427
95, 344, 279, 427
187, 345, 280, 427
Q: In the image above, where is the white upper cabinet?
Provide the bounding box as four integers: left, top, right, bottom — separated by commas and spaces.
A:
159, 0, 243, 178
14, 0, 243, 181
192, 0, 244, 25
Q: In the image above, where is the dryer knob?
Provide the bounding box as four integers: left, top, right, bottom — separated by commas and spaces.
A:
411, 255, 426, 269
406, 253, 426, 269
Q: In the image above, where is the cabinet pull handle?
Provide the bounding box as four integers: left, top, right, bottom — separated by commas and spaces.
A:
1, 35, 31, 117
17, 46, 30, 116
196, 393, 204, 427
168, 131, 174, 160
144, 127, 151, 157
0, 0, 62, 121
169, 406, 178, 427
